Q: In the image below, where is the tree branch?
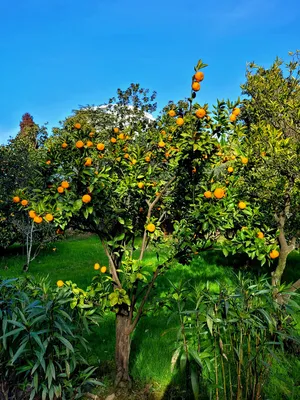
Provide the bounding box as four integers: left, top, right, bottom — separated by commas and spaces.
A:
128, 263, 165, 334
139, 176, 176, 261
101, 240, 122, 288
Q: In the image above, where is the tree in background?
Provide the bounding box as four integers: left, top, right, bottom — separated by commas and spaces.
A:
231, 52, 300, 287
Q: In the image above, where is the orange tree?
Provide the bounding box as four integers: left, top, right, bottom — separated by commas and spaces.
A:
222, 52, 300, 287
22, 61, 263, 385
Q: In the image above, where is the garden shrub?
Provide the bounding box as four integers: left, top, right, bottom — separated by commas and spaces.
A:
0, 276, 102, 399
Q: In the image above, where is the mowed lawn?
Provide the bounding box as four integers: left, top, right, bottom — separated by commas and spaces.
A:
1, 234, 299, 397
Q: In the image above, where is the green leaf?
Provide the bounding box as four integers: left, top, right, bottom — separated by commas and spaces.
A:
12, 342, 27, 364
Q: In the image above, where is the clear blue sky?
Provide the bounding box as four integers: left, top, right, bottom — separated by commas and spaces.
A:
0, 0, 299, 143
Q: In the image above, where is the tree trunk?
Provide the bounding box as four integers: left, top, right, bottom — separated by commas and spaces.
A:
115, 308, 132, 388
272, 249, 289, 287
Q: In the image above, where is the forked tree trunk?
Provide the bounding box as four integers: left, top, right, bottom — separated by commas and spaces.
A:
115, 307, 132, 388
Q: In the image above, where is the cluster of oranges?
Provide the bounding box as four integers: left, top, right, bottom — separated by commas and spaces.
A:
204, 188, 225, 199
57, 181, 70, 194
192, 71, 204, 92
28, 210, 54, 224
229, 107, 241, 122
94, 263, 107, 273
13, 196, 28, 206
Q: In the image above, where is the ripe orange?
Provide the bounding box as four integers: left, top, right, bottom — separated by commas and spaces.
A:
61, 181, 69, 189
56, 280, 64, 287
45, 213, 54, 222
13, 196, 20, 203
124, 153, 130, 159
270, 249, 279, 259
195, 108, 206, 118
34, 215, 43, 224
113, 127, 119, 134
101, 266, 107, 273
227, 167, 234, 173
74, 123, 81, 129
82, 194, 92, 203
194, 71, 204, 82
89, 132, 95, 137
111, 137, 117, 144
168, 110, 176, 117
241, 157, 248, 165
238, 201, 246, 210
231, 155, 236, 160
118, 133, 125, 140
204, 191, 212, 199
158, 141, 166, 148
176, 118, 184, 126
261, 151, 266, 157
232, 108, 241, 116
257, 232, 264, 239
84, 158, 92, 167
29, 210, 36, 219
161, 130, 166, 135
57, 186, 64, 194
131, 159, 137, 165
94, 263, 100, 270
76, 141, 84, 149
86, 140, 93, 148
192, 81, 200, 91
146, 223, 156, 233
214, 188, 225, 199
229, 114, 237, 122
21, 199, 28, 206
46, 160, 51, 165
97, 143, 105, 151
145, 156, 151, 162
62, 142, 68, 148
137, 182, 145, 189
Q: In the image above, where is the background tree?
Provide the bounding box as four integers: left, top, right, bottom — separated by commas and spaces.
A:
231, 52, 300, 286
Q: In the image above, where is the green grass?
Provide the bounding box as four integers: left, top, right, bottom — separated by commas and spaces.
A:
1, 234, 299, 398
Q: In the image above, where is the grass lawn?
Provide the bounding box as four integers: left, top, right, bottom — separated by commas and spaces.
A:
1, 234, 299, 399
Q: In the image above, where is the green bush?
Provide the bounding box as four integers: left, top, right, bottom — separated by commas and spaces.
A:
168, 274, 300, 400
0, 276, 102, 399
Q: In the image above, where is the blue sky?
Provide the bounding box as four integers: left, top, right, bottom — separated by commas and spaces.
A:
0, 0, 299, 143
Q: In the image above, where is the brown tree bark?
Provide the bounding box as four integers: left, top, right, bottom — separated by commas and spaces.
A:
115, 307, 132, 388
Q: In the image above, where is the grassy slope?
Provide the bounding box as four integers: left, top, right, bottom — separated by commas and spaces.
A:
1, 235, 299, 398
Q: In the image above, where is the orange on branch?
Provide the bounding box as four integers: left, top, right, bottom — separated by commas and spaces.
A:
89, 132, 95, 137
214, 188, 225, 199
46, 160, 51, 165
232, 108, 241, 116
168, 110, 176, 117
238, 201, 246, 210
29, 210, 36, 219
227, 167, 234, 173
145, 156, 151, 162
82, 194, 92, 203
97, 143, 105, 151
195, 108, 206, 118
57, 280, 64, 287
176, 117, 184, 126
257, 232, 264, 239
113, 127, 119, 134
34, 216, 43, 224
270, 249, 279, 259
229, 114, 237, 122
94, 263, 100, 270
137, 182, 145, 189
45, 213, 54, 222
62, 142, 68, 148
158, 141, 166, 148
111, 137, 117, 144
118, 133, 125, 140
57, 186, 64, 194
241, 157, 248, 165
146, 223, 156, 233
86, 140, 93, 148
76, 141, 84, 149
74, 123, 81, 129
101, 266, 107, 273
192, 81, 200, 91
21, 199, 28, 206
194, 71, 204, 82
13, 196, 20, 203
204, 191, 212, 199
61, 181, 69, 189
